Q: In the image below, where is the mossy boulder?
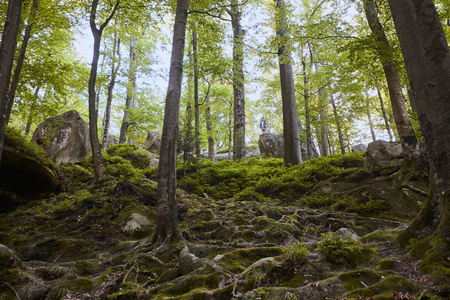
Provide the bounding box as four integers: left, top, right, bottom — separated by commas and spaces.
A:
345, 275, 415, 298
216, 247, 284, 273
0, 149, 58, 212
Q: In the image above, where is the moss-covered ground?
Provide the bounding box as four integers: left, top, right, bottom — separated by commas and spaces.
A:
0, 137, 448, 299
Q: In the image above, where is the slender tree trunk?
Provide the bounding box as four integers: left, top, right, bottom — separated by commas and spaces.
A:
192, 32, 200, 159
303, 45, 316, 160
388, 0, 450, 255
154, 0, 189, 244
0, 0, 23, 166
365, 88, 376, 141
228, 102, 232, 160
102, 33, 120, 149
364, 0, 420, 162
229, 0, 246, 160
331, 95, 345, 154
205, 97, 214, 160
88, 0, 119, 182
318, 87, 329, 156
119, 37, 136, 144
5, 0, 39, 125
276, 0, 302, 166
24, 85, 40, 136
377, 88, 394, 142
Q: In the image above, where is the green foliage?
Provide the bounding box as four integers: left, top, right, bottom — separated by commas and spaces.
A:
283, 242, 309, 262
106, 144, 140, 157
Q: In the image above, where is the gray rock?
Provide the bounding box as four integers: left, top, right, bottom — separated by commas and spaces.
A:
366, 140, 403, 174
143, 131, 161, 154
106, 135, 118, 148
258, 133, 284, 158
352, 143, 367, 152
258, 132, 310, 160
32, 110, 91, 164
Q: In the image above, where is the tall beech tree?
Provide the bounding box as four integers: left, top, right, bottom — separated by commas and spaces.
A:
363, 0, 421, 165
275, 0, 302, 165
0, 0, 23, 165
228, 0, 246, 160
88, 0, 120, 182
388, 0, 450, 256
154, 0, 189, 244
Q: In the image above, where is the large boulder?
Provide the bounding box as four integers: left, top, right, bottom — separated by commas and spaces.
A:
143, 131, 161, 155
32, 110, 91, 164
258, 133, 284, 158
0, 149, 58, 212
365, 140, 403, 174
258, 133, 309, 160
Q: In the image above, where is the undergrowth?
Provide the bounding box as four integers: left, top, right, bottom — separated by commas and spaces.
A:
178, 152, 365, 202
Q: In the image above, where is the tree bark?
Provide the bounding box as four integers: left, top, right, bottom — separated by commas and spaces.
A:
6, 0, 39, 125
377, 88, 394, 142
205, 96, 215, 160
364, 0, 420, 162
0, 0, 23, 166
102, 33, 120, 149
303, 44, 316, 160
192, 31, 201, 159
229, 0, 246, 161
89, 0, 119, 182
119, 37, 136, 144
331, 95, 345, 154
154, 0, 189, 244
318, 87, 329, 156
365, 88, 376, 141
388, 0, 450, 255
276, 0, 302, 166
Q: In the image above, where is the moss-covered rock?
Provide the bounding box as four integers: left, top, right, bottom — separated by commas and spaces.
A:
345, 275, 415, 298
216, 247, 284, 273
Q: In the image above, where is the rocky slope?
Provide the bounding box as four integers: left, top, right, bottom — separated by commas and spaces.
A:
0, 141, 448, 299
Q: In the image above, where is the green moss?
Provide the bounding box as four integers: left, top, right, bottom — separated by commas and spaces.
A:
361, 229, 403, 243
420, 252, 450, 285
346, 275, 415, 298
74, 259, 105, 276
217, 247, 284, 273
317, 234, 377, 268
339, 269, 382, 291
376, 259, 396, 270
49, 278, 94, 297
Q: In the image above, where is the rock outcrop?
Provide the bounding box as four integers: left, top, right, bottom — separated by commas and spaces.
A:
32, 110, 91, 164
352, 143, 367, 152
365, 140, 403, 174
143, 131, 161, 155
258, 132, 309, 160
0, 149, 58, 212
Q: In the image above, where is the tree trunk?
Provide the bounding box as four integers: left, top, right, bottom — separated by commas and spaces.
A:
88, 0, 119, 182
0, 0, 23, 166
331, 95, 345, 154
193, 31, 200, 159
24, 85, 40, 136
377, 88, 394, 142
276, 0, 302, 166
365, 88, 376, 141
102, 33, 120, 149
364, 0, 420, 163
154, 0, 189, 244
6, 0, 39, 125
303, 45, 315, 160
119, 37, 136, 144
318, 87, 329, 156
388, 0, 450, 255
229, 0, 246, 161
206, 99, 215, 160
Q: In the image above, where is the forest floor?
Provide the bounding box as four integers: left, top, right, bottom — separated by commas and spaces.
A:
0, 143, 448, 299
